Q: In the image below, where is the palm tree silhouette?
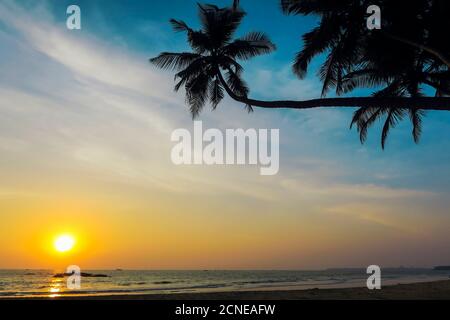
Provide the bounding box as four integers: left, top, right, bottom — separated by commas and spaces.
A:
151, 3, 276, 117
281, 0, 450, 147
151, 2, 450, 147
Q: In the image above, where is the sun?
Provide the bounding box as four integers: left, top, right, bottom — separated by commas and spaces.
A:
54, 235, 75, 253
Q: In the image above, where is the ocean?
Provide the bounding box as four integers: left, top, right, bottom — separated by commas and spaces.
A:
0, 268, 448, 298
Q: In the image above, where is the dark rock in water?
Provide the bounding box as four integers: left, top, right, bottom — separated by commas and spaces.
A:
84, 273, 109, 278
52, 273, 65, 278
153, 281, 172, 285
433, 266, 450, 271
53, 272, 109, 278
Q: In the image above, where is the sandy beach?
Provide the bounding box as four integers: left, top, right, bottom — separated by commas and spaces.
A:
9, 279, 448, 300
79, 280, 450, 300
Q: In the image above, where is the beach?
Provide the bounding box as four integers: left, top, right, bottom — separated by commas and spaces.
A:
4, 280, 448, 300
1, 269, 449, 299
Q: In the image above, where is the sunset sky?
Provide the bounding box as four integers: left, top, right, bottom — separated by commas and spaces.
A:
0, 0, 449, 270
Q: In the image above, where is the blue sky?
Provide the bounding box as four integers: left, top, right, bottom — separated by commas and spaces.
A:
0, 0, 449, 269
42, 0, 450, 190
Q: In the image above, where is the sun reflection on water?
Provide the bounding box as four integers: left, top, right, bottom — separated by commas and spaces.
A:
48, 278, 63, 298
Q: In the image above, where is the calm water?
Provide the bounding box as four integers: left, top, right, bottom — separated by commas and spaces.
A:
0, 269, 448, 297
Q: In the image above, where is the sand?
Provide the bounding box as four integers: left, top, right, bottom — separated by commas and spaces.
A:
17, 279, 449, 300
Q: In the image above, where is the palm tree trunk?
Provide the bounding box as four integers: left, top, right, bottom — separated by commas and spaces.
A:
232, 0, 240, 10
216, 71, 450, 111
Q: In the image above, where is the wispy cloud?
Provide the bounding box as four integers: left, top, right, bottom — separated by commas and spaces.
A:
0, 0, 449, 268
0, 0, 444, 202
249, 65, 322, 101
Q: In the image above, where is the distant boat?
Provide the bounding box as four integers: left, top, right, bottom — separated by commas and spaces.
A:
433, 266, 450, 271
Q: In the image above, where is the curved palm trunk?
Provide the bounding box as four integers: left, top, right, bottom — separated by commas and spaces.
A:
217, 71, 450, 111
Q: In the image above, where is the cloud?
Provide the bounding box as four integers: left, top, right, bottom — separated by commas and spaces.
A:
1, 0, 450, 269
0, 0, 447, 216
0, 1, 287, 201
249, 65, 322, 101
322, 202, 430, 236
279, 179, 435, 200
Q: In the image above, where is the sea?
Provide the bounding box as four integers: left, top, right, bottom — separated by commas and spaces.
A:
0, 268, 448, 298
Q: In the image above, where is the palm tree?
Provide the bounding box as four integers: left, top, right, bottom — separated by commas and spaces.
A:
281, 0, 450, 147
151, 2, 450, 147
150, 3, 276, 117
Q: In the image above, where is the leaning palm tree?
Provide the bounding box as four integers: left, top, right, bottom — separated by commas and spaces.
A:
150, 3, 276, 118
151, 2, 450, 147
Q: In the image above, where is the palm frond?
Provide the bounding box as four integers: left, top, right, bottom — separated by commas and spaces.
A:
185, 72, 210, 118
187, 30, 211, 54
292, 14, 342, 78
319, 46, 342, 97
150, 52, 202, 71
244, 104, 254, 113
222, 32, 276, 60
209, 78, 224, 110
198, 3, 245, 48
320, 21, 363, 96
409, 108, 425, 143
381, 108, 407, 149
169, 19, 211, 54
351, 106, 389, 143
340, 68, 392, 95
217, 56, 244, 74
225, 68, 249, 97
173, 58, 209, 92
169, 19, 191, 32
281, 0, 346, 15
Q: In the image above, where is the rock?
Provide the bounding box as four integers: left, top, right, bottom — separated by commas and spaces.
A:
53, 272, 109, 278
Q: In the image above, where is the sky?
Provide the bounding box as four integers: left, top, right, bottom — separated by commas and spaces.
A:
0, 0, 449, 270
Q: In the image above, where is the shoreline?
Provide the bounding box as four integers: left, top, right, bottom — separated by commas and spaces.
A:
4, 279, 450, 300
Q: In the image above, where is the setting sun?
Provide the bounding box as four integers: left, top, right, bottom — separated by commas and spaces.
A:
54, 235, 75, 253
